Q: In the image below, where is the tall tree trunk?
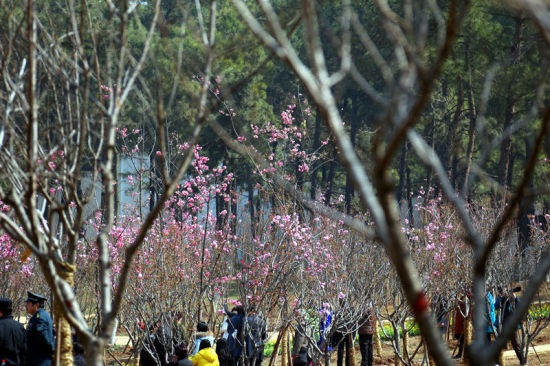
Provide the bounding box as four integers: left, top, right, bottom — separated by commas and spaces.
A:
462, 42, 477, 199
247, 174, 255, 238
396, 142, 407, 203
216, 158, 227, 231
374, 319, 382, 358
271, 141, 278, 211
149, 154, 158, 212
54, 263, 75, 366
346, 333, 355, 366
113, 152, 119, 218
498, 16, 523, 201
424, 117, 436, 198
497, 97, 515, 199
406, 164, 415, 227
403, 326, 409, 363
518, 136, 535, 252
280, 328, 288, 366
344, 95, 359, 214
230, 168, 238, 235
310, 109, 323, 201
444, 76, 463, 177
465, 316, 473, 353
507, 149, 516, 189
84, 338, 106, 366
323, 143, 337, 205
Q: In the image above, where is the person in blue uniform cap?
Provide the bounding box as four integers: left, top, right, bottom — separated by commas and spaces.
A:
25, 291, 54, 366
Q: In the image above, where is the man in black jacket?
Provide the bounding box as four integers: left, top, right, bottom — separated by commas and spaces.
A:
0, 298, 26, 366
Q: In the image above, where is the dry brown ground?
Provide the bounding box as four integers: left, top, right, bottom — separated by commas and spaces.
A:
106, 330, 550, 366
260, 325, 550, 366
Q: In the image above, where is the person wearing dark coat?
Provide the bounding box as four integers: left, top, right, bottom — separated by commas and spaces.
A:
216, 338, 235, 366
226, 306, 245, 364
169, 343, 193, 366
496, 286, 522, 359
25, 292, 54, 366
140, 322, 170, 366
331, 328, 351, 366
291, 309, 313, 363
357, 306, 376, 366
292, 347, 309, 366
0, 298, 26, 366
432, 292, 449, 335
244, 310, 267, 366
73, 342, 86, 366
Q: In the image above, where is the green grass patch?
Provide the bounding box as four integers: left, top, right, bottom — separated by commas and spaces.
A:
378, 320, 420, 341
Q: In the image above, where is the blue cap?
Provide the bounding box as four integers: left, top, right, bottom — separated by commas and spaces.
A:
25, 291, 47, 303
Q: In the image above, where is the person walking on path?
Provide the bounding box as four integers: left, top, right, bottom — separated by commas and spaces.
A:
291, 309, 313, 364
496, 286, 522, 360
191, 322, 215, 357
486, 289, 497, 342
357, 305, 376, 366
244, 308, 267, 366
170, 343, 193, 366
226, 306, 245, 364
216, 338, 235, 366
25, 291, 54, 366
0, 298, 26, 366
317, 303, 332, 353
190, 339, 220, 366
453, 294, 469, 360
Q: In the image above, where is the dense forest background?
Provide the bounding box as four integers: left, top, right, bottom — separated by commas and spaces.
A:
3, 1, 548, 219
85, 0, 550, 220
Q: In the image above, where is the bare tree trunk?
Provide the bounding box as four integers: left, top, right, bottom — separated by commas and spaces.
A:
374, 320, 382, 359
396, 142, 407, 203
345, 95, 359, 214
402, 330, 409, 364
54, 264, 75, 366
346, 333, 355, 366
518, 136, 535, 252
247, 175, 256, 238
310, 109, 323, 201
268, 327, 285, 366
444, 76, 463, 177
84, 338, 106, 366
497, 97, 515, 202
424, 118, 436, 197
498, 16, 523, 202
462, 42, 477, 199
280, 328, 288, 366
465, 316, 473, 353
324, 143, 337, 205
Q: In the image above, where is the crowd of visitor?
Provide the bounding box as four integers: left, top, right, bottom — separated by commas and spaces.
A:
139, 306, 267, 366
0, 285, 523, 366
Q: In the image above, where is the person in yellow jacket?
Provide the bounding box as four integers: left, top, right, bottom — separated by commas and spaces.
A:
190, 339, 220, 366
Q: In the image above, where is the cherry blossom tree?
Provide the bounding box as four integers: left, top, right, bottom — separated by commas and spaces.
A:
217, 2, 550, 365
0, 0, 218, 364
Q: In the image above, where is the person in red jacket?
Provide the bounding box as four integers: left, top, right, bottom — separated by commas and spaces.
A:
453, 293, 470, 360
